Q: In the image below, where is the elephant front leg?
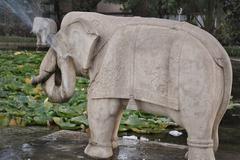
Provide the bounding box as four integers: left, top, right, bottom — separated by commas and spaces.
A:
41, 30, 48, 46
186, 139, 215, 160
84, 98, 121, 159
112, 107, 124, 149
36, 33, 41, 46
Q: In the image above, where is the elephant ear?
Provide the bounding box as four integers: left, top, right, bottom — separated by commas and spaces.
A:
48, 31, 68, 57
61, 19, 100, 70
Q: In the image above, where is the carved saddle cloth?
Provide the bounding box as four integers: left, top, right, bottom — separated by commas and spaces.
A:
89, 25, 184, 111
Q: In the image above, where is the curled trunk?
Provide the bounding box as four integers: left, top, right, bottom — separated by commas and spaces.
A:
32, 48, 57, 85
43, 56, 76, 103
32, 48, 76, 103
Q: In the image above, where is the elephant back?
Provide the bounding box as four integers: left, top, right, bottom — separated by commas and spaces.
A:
88, 24, 189, 111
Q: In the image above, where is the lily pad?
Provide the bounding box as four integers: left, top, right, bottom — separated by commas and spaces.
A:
0, 51, 180, 133
122, 114, 149, 127
33, 116, 48, 126
0, 114, 9, 127
55, 106, 80, 118
53, 117, 81, 130
70, 115, 88, 126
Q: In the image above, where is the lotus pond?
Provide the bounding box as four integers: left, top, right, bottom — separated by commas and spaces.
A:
0, 50, 180, 133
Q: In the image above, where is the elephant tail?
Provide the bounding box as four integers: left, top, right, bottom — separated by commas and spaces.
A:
212, 46, 232, 152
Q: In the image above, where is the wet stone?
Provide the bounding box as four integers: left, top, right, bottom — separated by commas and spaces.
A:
1, 127, 240, 160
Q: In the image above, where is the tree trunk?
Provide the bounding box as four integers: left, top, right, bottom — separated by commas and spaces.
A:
205, 0, 216, 33
54, 0, 61, 30
132, 0, 148, 17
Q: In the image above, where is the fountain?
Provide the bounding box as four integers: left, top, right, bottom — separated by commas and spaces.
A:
0, 0, 42, 28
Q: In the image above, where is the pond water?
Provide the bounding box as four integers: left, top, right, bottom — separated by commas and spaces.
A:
0, 124, 240, 160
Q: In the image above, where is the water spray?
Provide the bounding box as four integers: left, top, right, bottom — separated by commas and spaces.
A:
0, 0, 42, 28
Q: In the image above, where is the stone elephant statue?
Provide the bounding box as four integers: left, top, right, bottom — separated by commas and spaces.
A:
32, 12, 232, 160
32, 17, 57, 47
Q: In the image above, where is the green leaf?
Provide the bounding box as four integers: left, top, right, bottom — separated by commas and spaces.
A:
119, 124, 129, 132
33, 115, 48, 126
43, 99, 53, 112
0, 114, 9, 127
122, 114, 148, 127
53, 117, 80, 130
55, 106, 80, 118
70, 115, 88, 126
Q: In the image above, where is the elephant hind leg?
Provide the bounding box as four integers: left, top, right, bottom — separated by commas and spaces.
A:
212, 123, 219, 152
183, 114, 216, 160
180, 98, 218, 160
84, 98, 122, 159
212, 68, 225, 153
186, 138, 215, 160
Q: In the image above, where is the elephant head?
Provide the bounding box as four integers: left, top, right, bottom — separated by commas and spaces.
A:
32, 17, 57, 47
32, 19, 99, 103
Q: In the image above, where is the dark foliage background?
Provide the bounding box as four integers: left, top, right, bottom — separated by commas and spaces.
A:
104, 0, 240, 46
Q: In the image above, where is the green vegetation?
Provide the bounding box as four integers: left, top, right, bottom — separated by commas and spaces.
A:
225, 46, 240, 58
0, 36, 36, 43
72, 0, 102, 11
0, 51, 175, 133
104, 0, 239, 46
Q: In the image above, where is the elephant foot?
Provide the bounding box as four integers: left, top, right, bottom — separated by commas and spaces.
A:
41, 43, 49, 47
112, 139, 119, 149
187, 147, 215, 160
84, 143, 113, 159
186, 139, 215, 160
184, 151, 188, 159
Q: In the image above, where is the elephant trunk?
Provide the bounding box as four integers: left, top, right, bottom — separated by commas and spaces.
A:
32, 48, 57, 85
43, 56, 76, 103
